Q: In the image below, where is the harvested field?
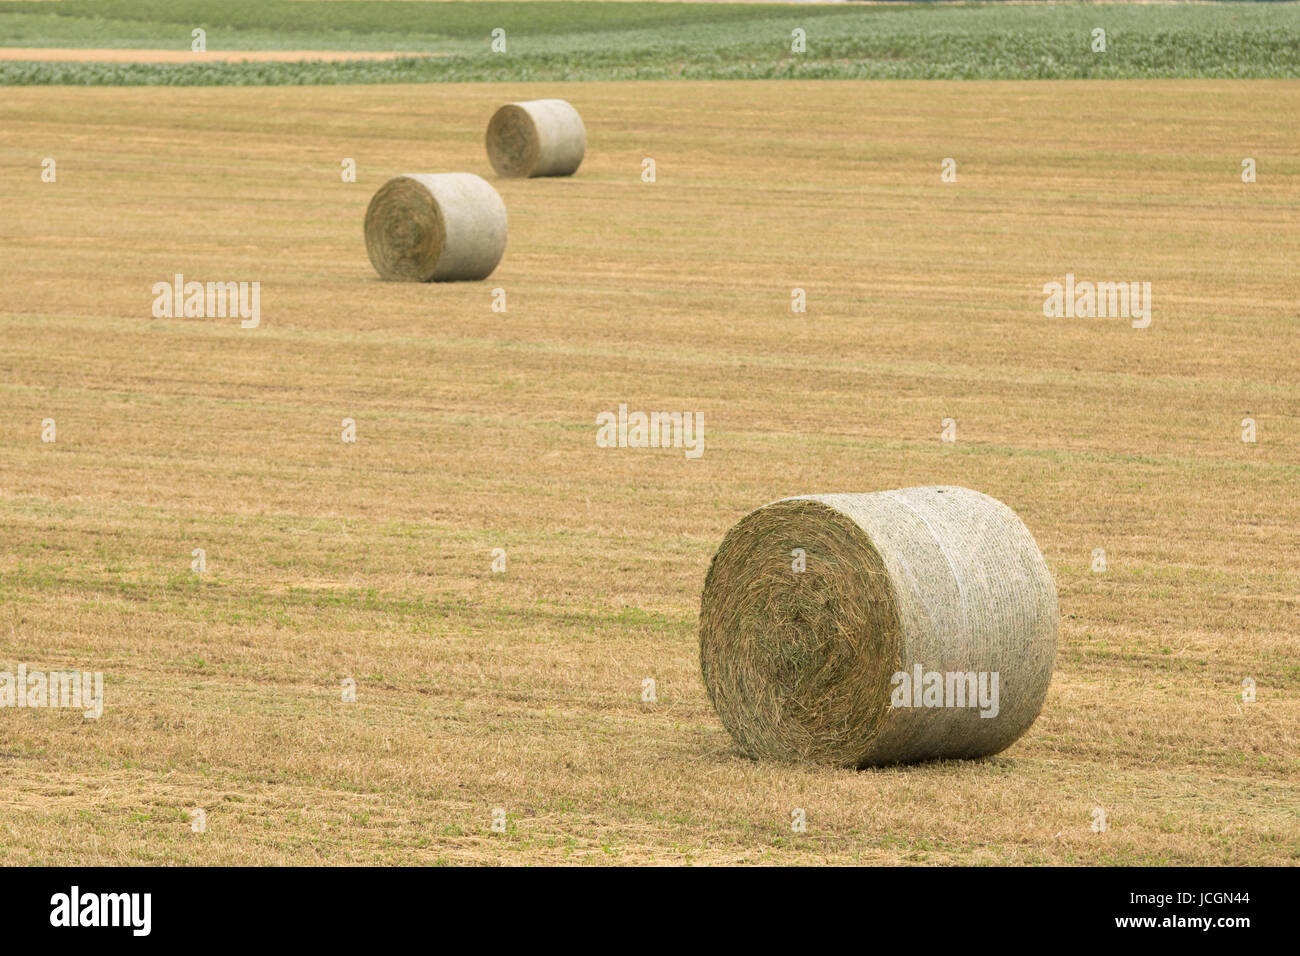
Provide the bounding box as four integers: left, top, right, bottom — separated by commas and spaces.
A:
0, 78, 1297, 865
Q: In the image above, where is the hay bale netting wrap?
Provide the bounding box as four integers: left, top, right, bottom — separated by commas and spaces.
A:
699, 487, 1058, 768
486, 99, 586, 178
364, 173, 507, 282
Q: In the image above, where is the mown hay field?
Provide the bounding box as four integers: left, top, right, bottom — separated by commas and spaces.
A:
0, 79, 1297, 864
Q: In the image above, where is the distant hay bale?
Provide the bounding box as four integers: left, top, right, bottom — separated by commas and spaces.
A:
486, 99, 586, 178
364, 173, 507, 281
699, 487, 1058, 768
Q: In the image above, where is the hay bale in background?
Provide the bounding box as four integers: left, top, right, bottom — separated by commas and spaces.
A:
699, 487, 1058, 767
486, 99, 586, 178
364, 173, 507, 281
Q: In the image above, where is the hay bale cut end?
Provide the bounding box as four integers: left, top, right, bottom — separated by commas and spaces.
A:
364, 173, 507, 282
486, 99, 586, 178
699, 487, 1059, 768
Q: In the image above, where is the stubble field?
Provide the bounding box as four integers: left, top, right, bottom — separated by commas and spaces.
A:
0, 79, 1297, 864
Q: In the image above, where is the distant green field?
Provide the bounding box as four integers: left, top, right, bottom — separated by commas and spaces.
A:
2, 1, 1298, 84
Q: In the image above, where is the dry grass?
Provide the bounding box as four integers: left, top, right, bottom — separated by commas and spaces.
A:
0, 79, 1296, 865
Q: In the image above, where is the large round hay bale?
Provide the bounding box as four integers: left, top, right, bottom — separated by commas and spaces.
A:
485, 99, 586, 178
363, 173, 507, 281
699, 486, 1058, 768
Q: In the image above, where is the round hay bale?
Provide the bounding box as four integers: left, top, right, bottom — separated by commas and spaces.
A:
485, 99, 586, 178
363, 173, 507, 281
699, 486, 1058, 768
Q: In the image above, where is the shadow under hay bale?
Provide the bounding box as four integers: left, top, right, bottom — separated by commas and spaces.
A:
486, 99, 586, 179
364, 173, 507, 282
699, 486, 1058, 768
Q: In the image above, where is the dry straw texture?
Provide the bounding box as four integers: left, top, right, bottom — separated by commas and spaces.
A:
700, 487, 1059, 768
363, 173, 507, 281
486, 99, 586, 178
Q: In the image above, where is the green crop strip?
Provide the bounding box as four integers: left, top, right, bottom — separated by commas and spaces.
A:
1, 1, 1297, 84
